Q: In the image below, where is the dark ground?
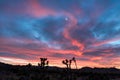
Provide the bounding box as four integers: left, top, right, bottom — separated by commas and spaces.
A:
0, 62, 120, 80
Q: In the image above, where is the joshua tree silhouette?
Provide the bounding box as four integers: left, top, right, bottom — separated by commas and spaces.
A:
62, 57, 77, 69
39, 58, 49, 67
62, 59, 69, 68
72, 57, 77, 69
69, 60, 72, 69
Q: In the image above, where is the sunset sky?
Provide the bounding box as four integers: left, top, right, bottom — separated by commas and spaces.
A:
0, 0, 120, 68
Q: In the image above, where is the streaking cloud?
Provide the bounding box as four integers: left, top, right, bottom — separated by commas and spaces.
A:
0, 0, 120, 68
